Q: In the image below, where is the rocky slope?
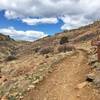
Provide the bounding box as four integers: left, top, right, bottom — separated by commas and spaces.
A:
0, 21, 100, 100
24, 50, 100, 100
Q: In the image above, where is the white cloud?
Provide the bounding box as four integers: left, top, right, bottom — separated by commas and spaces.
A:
0, 27, 47, 41
61, 15, 93, 30
22, 17, 58, 25
0, 0, 100, 29
0, 0, 81, 18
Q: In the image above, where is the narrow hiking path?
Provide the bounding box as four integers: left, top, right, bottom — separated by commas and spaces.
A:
24, 50, 100, 100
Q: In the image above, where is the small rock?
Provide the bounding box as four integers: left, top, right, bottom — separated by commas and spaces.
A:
77, 82, 87, 89
86, 73, 95, 82
92, 62, 100, 69
93, 77, 100, 87
29, 85, 35, 89
32, 79, 40, 84
88, 54, 98, 65
96, 68, 100, 71
27, 85, 35, 91
19, 96, 24, 99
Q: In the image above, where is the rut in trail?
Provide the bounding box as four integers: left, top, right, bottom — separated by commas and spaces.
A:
24, 50, 100, 100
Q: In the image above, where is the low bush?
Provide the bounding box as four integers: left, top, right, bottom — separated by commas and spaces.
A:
60, 36, 69, 45
33, 47, 40, 53
5, 54, 17, 61
58, 44, 75, 53
39, 47, 54, 55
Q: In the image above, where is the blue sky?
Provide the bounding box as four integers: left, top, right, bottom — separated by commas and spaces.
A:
0, 10, 63, 41
0, 10, 63, 35
0, 0, 100, 41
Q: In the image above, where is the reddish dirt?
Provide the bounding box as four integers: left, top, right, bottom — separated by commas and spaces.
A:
23, 50, 100, 100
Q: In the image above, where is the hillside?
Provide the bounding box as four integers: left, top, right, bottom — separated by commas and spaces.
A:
0, 21, 100, 100
0, 33, 13, 41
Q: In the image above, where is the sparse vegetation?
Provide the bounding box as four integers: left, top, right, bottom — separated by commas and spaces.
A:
33, 47, 41, 53
60, 36, 69, 45
39, 46, 54, 55
5, 52, 17, 61
5, 55, 16, 61
1, 21, 100, 99
58, 44, 75, 53
58, 45, 67, 53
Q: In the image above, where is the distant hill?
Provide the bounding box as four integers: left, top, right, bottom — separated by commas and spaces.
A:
31, 21, 100, 49
0, 33, 14, 41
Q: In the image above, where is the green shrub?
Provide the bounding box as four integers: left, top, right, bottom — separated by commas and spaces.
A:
60, 36, 69, 45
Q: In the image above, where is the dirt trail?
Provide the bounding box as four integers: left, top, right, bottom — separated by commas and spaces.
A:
24, 50, 100, 100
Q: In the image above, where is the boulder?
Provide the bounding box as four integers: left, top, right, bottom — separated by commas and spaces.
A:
88, 54, 98, 65
86, 73, 95, 82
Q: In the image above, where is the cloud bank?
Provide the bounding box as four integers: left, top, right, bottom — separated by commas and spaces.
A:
22, 17, 58, 25
0, 0, 100, 38
0, 27, 47, 41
